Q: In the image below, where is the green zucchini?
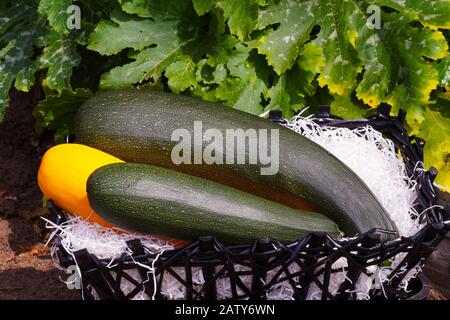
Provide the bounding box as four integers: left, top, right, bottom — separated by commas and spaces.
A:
87, 163, 339, 244
76, 90, 398, 237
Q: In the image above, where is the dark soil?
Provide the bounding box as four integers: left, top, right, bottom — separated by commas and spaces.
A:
0, 87, 80, 300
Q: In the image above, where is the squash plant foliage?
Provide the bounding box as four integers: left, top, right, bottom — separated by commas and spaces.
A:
1, 0, 449, 191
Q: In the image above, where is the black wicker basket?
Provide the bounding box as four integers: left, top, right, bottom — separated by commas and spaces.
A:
49, 104, 449, 300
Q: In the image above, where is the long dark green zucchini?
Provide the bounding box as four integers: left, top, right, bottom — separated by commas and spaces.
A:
87, 163, 339, 244
76, 90, 398, 237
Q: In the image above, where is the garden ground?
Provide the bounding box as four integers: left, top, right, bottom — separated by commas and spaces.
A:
0, 87, 79, 299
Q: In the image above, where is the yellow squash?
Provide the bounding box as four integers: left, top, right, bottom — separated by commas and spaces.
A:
38, 143, 188, 247
38, 143, 124, 227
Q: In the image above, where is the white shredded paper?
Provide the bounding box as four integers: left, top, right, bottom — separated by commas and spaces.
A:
45, 114, 427, 300
284, 114, 421, 237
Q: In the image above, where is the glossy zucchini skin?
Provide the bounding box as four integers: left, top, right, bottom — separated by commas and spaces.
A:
87, 163, 339, 244
76, 90, 398, 237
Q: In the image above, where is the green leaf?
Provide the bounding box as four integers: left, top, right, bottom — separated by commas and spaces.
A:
256, 0, 316, 75
219, 0, 258, 41
381, 17, 448, 125
212, 63, 227, 83
193, 0, 216, 16
419, 107, 450, 193
39, 32, 81, 91
182, 9, 226, 61
435, 55, 450, 88
374, 0, 450, 29
195, 59, 215, 84
72, 0, 120, 46
118, 0, 190, 19
266, 74, 295, 118
1, 25, 44, 74
266, 53, 320, 118
205, 35, 238, 65
191, 83, 220, 102
0, 2, 80, 115
88, 11, 181, 56
0, 15, 45, 116
330, 94, 368, 119
118, 0, 152, 17
99, 39, 190, 89
0, 70, 14, 120
35, 88, 92, 142
215, 44, 269, 114
0, 14, 81, 116
0, 2, 35, 35
38, 0, 72, 34
298, 42, 325, 76
166, 58, 197, 93
14, 63, 39, 92
89, 6, 199, 89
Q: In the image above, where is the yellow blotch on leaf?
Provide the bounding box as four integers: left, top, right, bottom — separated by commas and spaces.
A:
420, 78, 439, 104
318, 75, 349, 96
347, 30, 358, 48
